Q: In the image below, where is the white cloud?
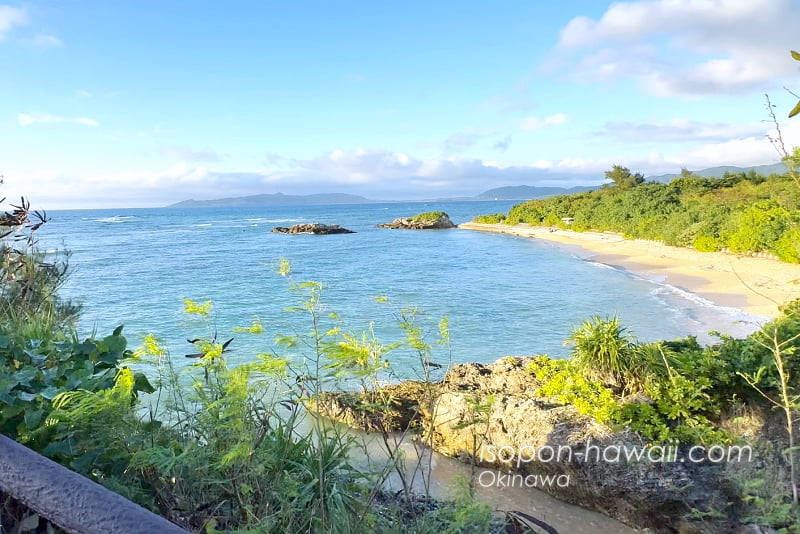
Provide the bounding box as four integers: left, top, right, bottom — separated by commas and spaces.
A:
0, 5, 26, 39
159, 145, 220, 163
8, 118, 800, 209
527, 119, 800, 175
553, 0, 800, 96
2, 149, 603, 208
596, 119, 771, 143
520, 113, 567, 131
288, 148, 617, 193
304, 148, 419, 184
17, 113, 99, 127
32, 33, 62, 48
563, 44, 662, 84
558, 0, 764, 49
418, 128, 500, 155
671, 121, 800, 169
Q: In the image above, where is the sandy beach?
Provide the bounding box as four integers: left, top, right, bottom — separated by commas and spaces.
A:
459, 222, 800, 319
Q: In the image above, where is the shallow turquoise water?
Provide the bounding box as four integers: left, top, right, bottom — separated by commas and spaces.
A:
39, 201, 762, 378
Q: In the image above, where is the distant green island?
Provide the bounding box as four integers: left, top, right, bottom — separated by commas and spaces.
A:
168, 192, 373, 208
168, 162, 788, 208
646, 161, 788, 183
166, 187, 597, 207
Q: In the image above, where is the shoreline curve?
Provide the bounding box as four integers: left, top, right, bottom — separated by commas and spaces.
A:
459, 222, 800, 320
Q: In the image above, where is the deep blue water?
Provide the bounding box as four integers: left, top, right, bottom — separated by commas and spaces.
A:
37, 201, 760, 378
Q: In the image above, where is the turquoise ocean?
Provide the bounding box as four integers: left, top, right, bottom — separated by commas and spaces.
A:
38, 201, 763, 379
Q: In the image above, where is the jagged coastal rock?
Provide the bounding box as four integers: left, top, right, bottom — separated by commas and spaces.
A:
271, 223, 354, 235
308, 381, 432, 432
313, 357, 744, 533
377, 211, 456, 229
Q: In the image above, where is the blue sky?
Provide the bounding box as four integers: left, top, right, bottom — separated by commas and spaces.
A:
2, 0, 799, 208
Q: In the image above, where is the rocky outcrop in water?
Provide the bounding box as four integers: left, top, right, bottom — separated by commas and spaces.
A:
377, 212, 455, 229
313, 357, 744, 533
271, 223, 354, 234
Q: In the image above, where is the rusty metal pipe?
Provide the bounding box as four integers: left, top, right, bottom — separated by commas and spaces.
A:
0, 434, 189, 534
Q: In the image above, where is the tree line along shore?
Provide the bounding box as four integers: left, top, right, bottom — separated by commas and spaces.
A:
473, 168, 800, 264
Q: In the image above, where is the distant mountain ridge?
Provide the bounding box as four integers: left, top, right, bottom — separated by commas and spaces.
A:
473, 185, 598, 200
168, 193, 373, 208
168, 185, 602, 208
167, 163, 789, 208
647, 162, 788, 183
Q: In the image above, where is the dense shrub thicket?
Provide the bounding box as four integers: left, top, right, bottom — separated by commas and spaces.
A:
536, 306, 800, 445
529, 302, 800, 529
472, 213, 506, 224
492, 171, 800, 262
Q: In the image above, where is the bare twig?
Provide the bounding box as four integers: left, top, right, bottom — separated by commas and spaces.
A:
765, 93, 800, 190
728, 259, 780, 308
766, 94, 789, 158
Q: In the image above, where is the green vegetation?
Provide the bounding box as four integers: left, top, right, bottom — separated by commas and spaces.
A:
0, 191, 498, 532
0, 258, 497, 532
530, 323, 729, 445
527, 306, 800, 529
5, 174, 800, 531
472, 213, 506, 224
539, 310, 800, 445
410, 211, 448, 223
4, 49, 800, 531
490, 169, 800, 261
766, 51, 800, 199
527, 356, 618, 424
603, 164, 644, 189
565, 315, 637, 389
790, 51, 800, 119
276, 256, 293, 277
0, 196, 126, 454
0, 197, 79, 342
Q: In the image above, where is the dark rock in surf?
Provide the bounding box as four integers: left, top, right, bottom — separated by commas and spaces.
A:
271, 223, 355, 235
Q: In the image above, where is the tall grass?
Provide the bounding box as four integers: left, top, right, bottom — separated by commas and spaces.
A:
39, 269, 496, 533
566, 315, 636, 388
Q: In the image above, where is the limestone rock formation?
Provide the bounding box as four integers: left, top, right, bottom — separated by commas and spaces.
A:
312, 357, 741, 532
425, 358, 737, 531
308, 381, 431, 432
